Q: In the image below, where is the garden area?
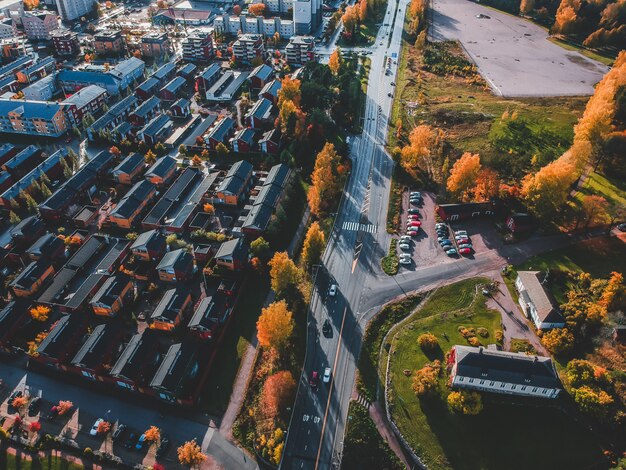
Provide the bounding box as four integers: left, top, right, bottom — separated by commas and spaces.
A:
385, 278, 606, 470
3, 451, 83, 470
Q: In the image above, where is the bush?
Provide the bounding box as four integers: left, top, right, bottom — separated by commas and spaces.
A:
411, 360, 441, 396
467, 337, 481, 346
417, 333, 439, 350
495, 330, 504, 342
447, 390, 483, 415
381, 239, 399, 275
477, 327, 489, 338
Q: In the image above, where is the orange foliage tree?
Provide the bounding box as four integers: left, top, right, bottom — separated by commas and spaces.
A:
177, 439, 207, 466
307, 143, 341, 216
541, 328, 574, 356
446, 152, 481, 201
552, 0, 581, 34
29, 305, 50, 322
473, 168, 500, 201
301, 221, 325, 268
11, 395, 28, 411
249, 3, 266, 16
328, 48, 342, 75
257, 300, 294, 350
580, 194, 609, 227
342, 5, 360, 37
97, 420, 111, 435
144, 425, 161, 443
57, 400, 73, 415
260, 370, 296, 419
400, 125, 444, 181
268, 251, 299, 294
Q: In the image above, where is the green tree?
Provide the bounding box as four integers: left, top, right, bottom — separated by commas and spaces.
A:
447, 390, 483, 415
216, 142, 229, 157
250, 237, 271, 259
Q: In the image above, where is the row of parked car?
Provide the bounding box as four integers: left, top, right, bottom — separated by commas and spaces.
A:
398, 191, 425, 266
436, 224, 473, 256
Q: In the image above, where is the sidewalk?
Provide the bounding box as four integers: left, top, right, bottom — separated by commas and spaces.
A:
219, 206, 311, 438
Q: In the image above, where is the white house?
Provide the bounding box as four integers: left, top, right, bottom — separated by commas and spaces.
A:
515, 271, 565, 330
449, 345, 561, 399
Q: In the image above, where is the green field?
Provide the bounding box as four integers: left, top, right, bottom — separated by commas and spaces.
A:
573, 171, 626, 218
386, 278, 606, 470
4, 452, 83, 470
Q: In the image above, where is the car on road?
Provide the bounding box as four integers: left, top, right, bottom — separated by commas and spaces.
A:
156, 435, 170, 458
90, 418, 103, 436
329, 284, 338, 297
459, 247, 472, 255
322, 319, 332, 337
399, 257, 412, 265
323, 367, 332, 383
112, 424, 127, 441
125, 433, 138, 449
446, 248, 458, 256
387, 92, 392, 97
407, 230, 419, 237
28, 397, 41, 414
310, 371, 320, 388
399, 243, 411, 251
136, 433, 148, 450
476, 13, 491, 18
408, 208, 420, 215
391, 82, 395, 86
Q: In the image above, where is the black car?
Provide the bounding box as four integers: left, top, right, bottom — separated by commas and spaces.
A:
28, 397, 41, 415
322, 319, 332, 337
124, 433, 138, 449
112, 424, 127, 441
408, 208, 420, 215
156, 436, 171, 458
617, 223, 626, 232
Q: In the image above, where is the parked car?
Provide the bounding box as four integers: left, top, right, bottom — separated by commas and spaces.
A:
408, 215, 420, 220
440, 239, 452, 246
156, 435, 170, 458
400, 235, 412, 243
446, 248, 458, 256
407, 230, 419, 237
410, 191, 421, 197
329, 284, 338, 297
90, 418, 103, 436
136, 433, 147, 450
437, 236, 449, 242
407, 221, 421, 227
28, 397, 41, 415
457, 238, 470, 245
436, 229, 448, 236
458, 243, 473, 250
112, 424, 127, 441
455, 230, 468, 236
408, 209, 420, 215
399, 243, 411, 251
617, 223, 626, 232
459, 247, 472, 255
399, 257, 412, 265
323, 367, 332, 383
125, 433, 138, 449
435, 223, 446, 229
455, 235, 469, 241
310, 371, 320, 388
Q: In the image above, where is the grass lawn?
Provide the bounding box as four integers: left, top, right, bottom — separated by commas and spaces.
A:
4, 452, 83, 470
199, 274, 268, 416
511, 236, 626, 304
386, 278, 605, 470
547, 37, 616, 66
573, 171, 626, 217
389, 36, 587, 180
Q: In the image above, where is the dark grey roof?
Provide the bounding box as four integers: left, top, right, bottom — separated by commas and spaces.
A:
137, 77, 160, 93
132, 95, 160, 119
26, 233, 63, 258
265, 163, 291, 189
242, 203, 273, 231
90, 273, 132, 308
260, 78, 281, 97
152, 61, 177, 82
233, 127, 255, 144
146, 156, 176, 180
156, 248, 193, 272
207, 117, 234, 142
150, 286, 190, 322
249, 63, 273, 82
177, 63, 197, 76
187, 296, 217, 329
70, 323, 112, 369
110, 180, 155, 219
149, 342, 196, 393
246, 97, 273, 120
109, 330, 159, 381
0, 301, 21, 333
217, 160, 252, 196
139, 113, 172, 138
11, 259, 52, 291
11, 216, 43, 239
161, 76, 185, 94
181, 115, 217, 147
36, 315, 82, 359
113, 152, 144, 176
131, 229, 165, 252
517, 271, 563, 324
454, 345, 561, 389
215, 237, 247, 263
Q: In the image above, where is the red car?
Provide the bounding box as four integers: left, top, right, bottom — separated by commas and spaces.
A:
407, 214, 420, 220
309, 371, 319, 388
457, 238, 469, 245
407, 221, 421, 227
459, 247, 472, 255
407, 230, 419, 237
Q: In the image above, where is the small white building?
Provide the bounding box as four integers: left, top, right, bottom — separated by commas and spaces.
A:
449, 345, 561, 399
515, 271, 565, 330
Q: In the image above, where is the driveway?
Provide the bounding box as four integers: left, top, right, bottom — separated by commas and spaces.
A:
430, 0, 609, 96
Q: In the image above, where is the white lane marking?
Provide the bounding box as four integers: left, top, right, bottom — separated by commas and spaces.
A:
341, 222, 378, 233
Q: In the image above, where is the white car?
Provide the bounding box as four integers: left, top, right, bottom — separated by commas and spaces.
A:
455, 235, 469, 241
455, 230, 468, 236
399, 243, 411, 251
399, 253, 411, 259
323, 367, 331, 383
90, 418, 103, 436
400, 235, 411, 243
329, 284, 338, 297
399, 257, 412, 265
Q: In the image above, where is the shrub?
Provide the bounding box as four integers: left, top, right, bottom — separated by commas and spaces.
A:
495, 330, 504, 342
468, 336, 481, 347
412, 360, 441, 396
447, 390, 483, 415
477, 327, 489, 338
417, 333, 439, 350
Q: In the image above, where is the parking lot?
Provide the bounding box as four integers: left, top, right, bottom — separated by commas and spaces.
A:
430, 0, 609, 97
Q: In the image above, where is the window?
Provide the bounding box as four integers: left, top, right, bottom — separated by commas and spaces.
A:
489, 381, 494, 386
521, 386, 526, 391
468, 378, 474, 383
532, 388, 537, 393
479, 380, 484, 385
500, 383, 505, 388
511, 385, 516, 390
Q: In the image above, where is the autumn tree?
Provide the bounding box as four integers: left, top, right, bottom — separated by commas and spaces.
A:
541, 327, 574, 356
520, 0, 534, 15
233, 4, 241, 14
203, 203, 215, 214
24, 0, 39, 10
250, 237, 271, 260
144, 426, 161, 443
268, 251, 299, 294
409, 0, 426, 19
278, 76, 301, 108
97, 420, 111, 435
145, 150, 157, 165
473, 168, 500, 201
9, 211, 20, 225
249, 3, 266, 16
29, 421, 41, 433
342, 5, 360, 38
301, 222, 325, 268
358, 0, 367, 20
308, 143, 341, 216
599, 271, 625, 312
572, 386, 614, 418
109, 146, 121, 157
412, 360, 440, 396
29, 305, 50, 322
11, 395, 28, 411
417, 333, 439, 351
447, 390, 483, 415
447, 152, 481, 201
191, 155, 203, 167
257, 300, 294, 350
177, 439, 207, 466
57, 400, 73, 415
216, 142, 229, 157
400, 125, 444, 181
552, 0, 581, 35
260, 370, 296, 419
329, 48, 342, 75
580, 194, 609, 227
566, 359, 595, 387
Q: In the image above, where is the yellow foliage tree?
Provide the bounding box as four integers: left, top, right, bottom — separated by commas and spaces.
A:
278, 76, 301, 108
144, 150, 157, 165
177, 440, 207, 466
301, 222, 325, 267
447, 390, 483, 415
307, 143, 341, 216
552, 0, 581, 34
342, 5, 360, 36
268, 251, 299, 294
541, 327, 574, 356
203, 203, 215, 214
257, 300, 294, 350
446, 152, 481, 201
328, 48, 342, 75
400, 125, 444, 181
29, 305, 50, 322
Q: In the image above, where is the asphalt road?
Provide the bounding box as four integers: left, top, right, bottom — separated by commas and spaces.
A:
281, 0, 406, 467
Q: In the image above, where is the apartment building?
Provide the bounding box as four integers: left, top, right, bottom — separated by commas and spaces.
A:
94, 30, 124, 56
232, 34, 263, 64
181, 30, 214, 63
56, 0, 96, 21
20, 11, 58, 40
0, 99, 68, 137
51, 29, 80, 57
285, 35, 315, 64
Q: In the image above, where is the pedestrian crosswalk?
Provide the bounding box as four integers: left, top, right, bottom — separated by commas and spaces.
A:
342, 221, 378, 233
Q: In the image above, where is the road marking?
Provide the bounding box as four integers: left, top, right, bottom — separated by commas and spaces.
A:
315, 306, 348, 470
341, 222, 378, 233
